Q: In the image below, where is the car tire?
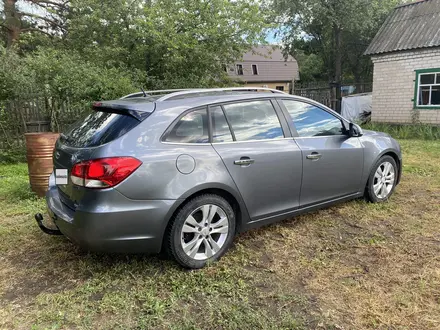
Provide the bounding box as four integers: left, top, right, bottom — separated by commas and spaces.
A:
365, 155, 398, 203
165, 194, 236, 269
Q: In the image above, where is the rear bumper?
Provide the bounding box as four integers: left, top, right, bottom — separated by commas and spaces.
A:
45, 182, 178, 254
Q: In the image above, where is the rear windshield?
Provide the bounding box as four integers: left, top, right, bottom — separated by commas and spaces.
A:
60, 110, 143, 148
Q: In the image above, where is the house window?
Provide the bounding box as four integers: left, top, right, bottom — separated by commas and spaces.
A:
275, 86, 284, 91
236, 64, 243, 75
415, 68, 440, 108
252, 64, 258, 75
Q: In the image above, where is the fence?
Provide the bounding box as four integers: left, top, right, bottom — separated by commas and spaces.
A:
0, 94, 84, 150
294, 82, 373, 111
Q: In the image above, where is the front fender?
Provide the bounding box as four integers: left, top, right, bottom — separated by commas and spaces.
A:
359, 131, 402, 188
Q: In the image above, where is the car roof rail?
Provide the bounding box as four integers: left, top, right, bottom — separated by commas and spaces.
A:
155, 87, 287, 101
120, 89, 193, 99
121, 87, 287, 100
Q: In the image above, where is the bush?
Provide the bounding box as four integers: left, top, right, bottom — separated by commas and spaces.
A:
0, 47, 143, 150
23, 48, 140, 101
0, 148, 27, 164
0, 47, 34, 100
0, 46, 141, 103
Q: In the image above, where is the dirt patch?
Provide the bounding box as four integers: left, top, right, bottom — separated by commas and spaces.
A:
1, 274, 75, 303
0, 254, 84, 304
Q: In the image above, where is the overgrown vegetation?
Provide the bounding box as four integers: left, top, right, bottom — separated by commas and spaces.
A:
1, 0, 270, 94
363, 122, 440, 140
0, 0, 271, 149
0, 139, 439, 329
272, 0, 406, 83
0, 45, 140, 103
0, 147, 26, 164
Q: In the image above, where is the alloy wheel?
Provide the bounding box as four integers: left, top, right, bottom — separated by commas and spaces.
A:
373, 161, 395, 199
180, 204, 229, 260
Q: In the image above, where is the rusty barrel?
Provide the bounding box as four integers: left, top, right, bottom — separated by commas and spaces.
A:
25, 132, 59, 197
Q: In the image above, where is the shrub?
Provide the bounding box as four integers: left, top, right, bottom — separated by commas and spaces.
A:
0, 47, 143, 151
0, 148, 27, 164
22, 48, 140, 102
0, 46, 141, 104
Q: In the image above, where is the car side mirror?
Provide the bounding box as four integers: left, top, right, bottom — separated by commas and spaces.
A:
349, 122, 363, 137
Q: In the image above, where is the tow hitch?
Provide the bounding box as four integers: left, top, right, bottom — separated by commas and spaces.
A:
35, 213, 63, 235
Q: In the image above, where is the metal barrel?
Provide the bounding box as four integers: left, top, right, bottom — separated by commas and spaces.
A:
25, 132, 59, 197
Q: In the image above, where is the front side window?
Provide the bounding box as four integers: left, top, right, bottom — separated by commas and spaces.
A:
223, 100, 284, 141
282, 100, 344, 137
164, 109, 209, 143
416, 69, 440, 107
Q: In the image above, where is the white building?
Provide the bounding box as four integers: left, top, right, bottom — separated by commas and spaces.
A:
365, 0, 440, 124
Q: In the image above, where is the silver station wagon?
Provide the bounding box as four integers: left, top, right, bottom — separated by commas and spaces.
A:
36, 88, 402, 269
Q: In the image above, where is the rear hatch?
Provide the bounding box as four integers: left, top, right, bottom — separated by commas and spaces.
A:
54, 98, 155, 209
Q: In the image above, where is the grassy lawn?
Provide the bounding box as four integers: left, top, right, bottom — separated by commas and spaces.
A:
0, 139, 439, 329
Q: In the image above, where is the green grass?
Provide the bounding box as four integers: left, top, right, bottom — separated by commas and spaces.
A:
0, 163, 45, 217
1, 139, 440, 329
362, 122, 440, 140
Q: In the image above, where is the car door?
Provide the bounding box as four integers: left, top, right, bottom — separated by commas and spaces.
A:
210, 99, 303, 221
279, 99, 364, 207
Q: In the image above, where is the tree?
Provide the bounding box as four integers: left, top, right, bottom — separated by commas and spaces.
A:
62, 0, 271, 88
273, 0, 404, 110
0, 0, 68, 48
294, 51, 326, 82
1, 0, 272, 98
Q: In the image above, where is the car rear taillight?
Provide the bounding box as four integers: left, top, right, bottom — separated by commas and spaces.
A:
70, 157, 142, 188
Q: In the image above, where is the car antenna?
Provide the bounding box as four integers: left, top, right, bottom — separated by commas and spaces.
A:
140, 87, 147, 97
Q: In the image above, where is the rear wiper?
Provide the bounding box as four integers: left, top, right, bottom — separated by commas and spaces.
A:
60, 133, 71, 142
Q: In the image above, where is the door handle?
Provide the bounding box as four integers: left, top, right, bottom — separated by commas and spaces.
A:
234, 158, 255, 166
306, 152, 322, 160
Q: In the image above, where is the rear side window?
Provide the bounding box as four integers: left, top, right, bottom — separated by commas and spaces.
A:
60, 111, 142, 148
222, 100, 284, 141
164, 108, 209, 143
210, 106, 233, 143
282, 100, 344, 137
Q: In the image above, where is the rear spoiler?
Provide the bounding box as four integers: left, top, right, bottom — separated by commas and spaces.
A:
92, 101, 155, 121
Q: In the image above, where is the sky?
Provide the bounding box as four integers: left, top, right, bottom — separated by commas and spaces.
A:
265, 31, 283, 44
265, 25, 289, 45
